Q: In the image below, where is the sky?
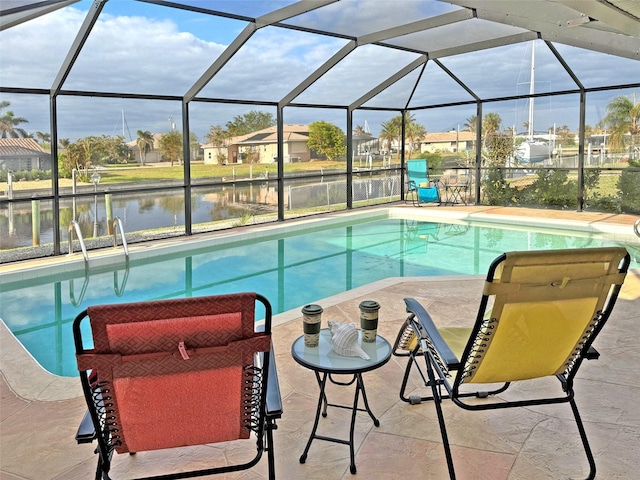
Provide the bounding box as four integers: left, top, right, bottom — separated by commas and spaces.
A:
0, 0, 638, 142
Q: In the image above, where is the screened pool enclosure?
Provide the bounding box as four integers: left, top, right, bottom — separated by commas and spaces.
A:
1, 0, 639, 260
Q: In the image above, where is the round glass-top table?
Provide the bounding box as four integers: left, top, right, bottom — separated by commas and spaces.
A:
291, 328, 392, 474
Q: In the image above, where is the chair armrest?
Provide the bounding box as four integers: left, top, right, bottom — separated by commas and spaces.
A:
265, 345, 283, 420
404, 298, 460, 369
76, 409, 96, 444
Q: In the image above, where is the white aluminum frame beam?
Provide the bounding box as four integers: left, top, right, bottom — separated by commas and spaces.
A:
349, 55, 427, 110
0, 0, 78, 31
185, 0, 338, 102
281, 9, 474, 108
448, 0, 640, 60
550, 0, 640, 38
428, 31, 538, 59
279, 41, 357, 108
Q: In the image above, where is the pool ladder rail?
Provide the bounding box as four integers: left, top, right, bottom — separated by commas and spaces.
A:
68, 217, 129, 264
634, 218, 640, 238
68, 220, 89, 263
113, 217, 129, 258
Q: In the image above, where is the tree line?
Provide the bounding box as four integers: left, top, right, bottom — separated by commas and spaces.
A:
2, 94, 638, 176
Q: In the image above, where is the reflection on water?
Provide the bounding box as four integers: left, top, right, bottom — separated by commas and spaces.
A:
1, 183, 277, 249
1, 217, 636, 377
1, 175, 400, 249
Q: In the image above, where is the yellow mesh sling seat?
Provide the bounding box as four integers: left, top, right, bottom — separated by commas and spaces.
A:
73, 292, 282, 480
392, 247, 630, 480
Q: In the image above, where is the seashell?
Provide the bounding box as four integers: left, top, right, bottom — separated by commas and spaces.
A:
327, 320, 370, 360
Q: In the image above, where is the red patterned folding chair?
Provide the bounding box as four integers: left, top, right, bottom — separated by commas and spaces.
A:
74, 292, 282, 480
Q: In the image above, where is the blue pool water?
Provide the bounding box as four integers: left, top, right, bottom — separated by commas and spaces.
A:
1, 217, 638, 377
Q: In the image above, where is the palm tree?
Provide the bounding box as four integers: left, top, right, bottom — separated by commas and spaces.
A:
600, 94, 640, 155
353, 124, 371, 137
463, 115, 477, 133
0, 101, 29, 138
405, 120, 426, 159
481, 112, 502, 150
379, 119, 398, 155
379, 113, 426, 158
136, 130, 154, 166
483, 112, 502, 136
35, 131, 51, 144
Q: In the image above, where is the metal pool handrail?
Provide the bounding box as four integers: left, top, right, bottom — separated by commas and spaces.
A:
113, 217, 129, 258
634, 218, 640, 238
68, 220, 89, 263
69, 272, 90, 307
113, 263, 130, 297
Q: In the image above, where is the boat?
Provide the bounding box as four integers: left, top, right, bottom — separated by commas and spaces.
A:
515, 42, 550, 165
515, 139, 549, 163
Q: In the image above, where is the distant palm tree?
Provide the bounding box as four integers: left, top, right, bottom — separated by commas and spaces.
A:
36, 131, 51, 144
463, 115, 477, 133
379, 113, 426, 158
483, 112, 502, 135
600, 94, 640, 155
136, 130, 154, 166
353, 124, 371, 137
0, 101, 29, 138
379, 119, 398, 154
405, 120, 426, 159
482, 112, 502, 149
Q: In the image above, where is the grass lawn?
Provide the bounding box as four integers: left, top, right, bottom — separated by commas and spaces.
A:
95, 160, 350, 184
1, 161, 625, 198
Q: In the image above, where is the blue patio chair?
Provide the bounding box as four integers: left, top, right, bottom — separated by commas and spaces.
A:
405, 159, 440, 206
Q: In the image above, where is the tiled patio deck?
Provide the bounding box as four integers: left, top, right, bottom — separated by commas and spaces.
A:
1, 206, 639, 479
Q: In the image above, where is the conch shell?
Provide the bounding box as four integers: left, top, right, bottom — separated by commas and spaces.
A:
328, 320, 370, 360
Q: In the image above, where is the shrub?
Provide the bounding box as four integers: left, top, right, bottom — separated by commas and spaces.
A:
617, 160, 640, 214
520, 169, 577, 209
4, 169, 52, 182
482, 168, 518, 205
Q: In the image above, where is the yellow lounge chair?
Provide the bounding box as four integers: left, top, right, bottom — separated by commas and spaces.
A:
392, 247, 630, 480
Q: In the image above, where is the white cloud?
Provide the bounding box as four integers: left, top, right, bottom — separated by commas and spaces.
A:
0, 2, 637, 140
64, 11, 226, 95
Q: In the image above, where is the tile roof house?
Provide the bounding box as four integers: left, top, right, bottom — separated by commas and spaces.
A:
419, 131, 477, 155
203, 124, 311, 165
126, 133, 165, 164
0, 138, 52, 172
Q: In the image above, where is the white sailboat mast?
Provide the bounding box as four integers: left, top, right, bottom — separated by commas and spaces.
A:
528, 43, 535, 141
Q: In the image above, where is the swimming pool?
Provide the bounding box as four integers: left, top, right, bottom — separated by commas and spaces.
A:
1, 211, 638, 377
